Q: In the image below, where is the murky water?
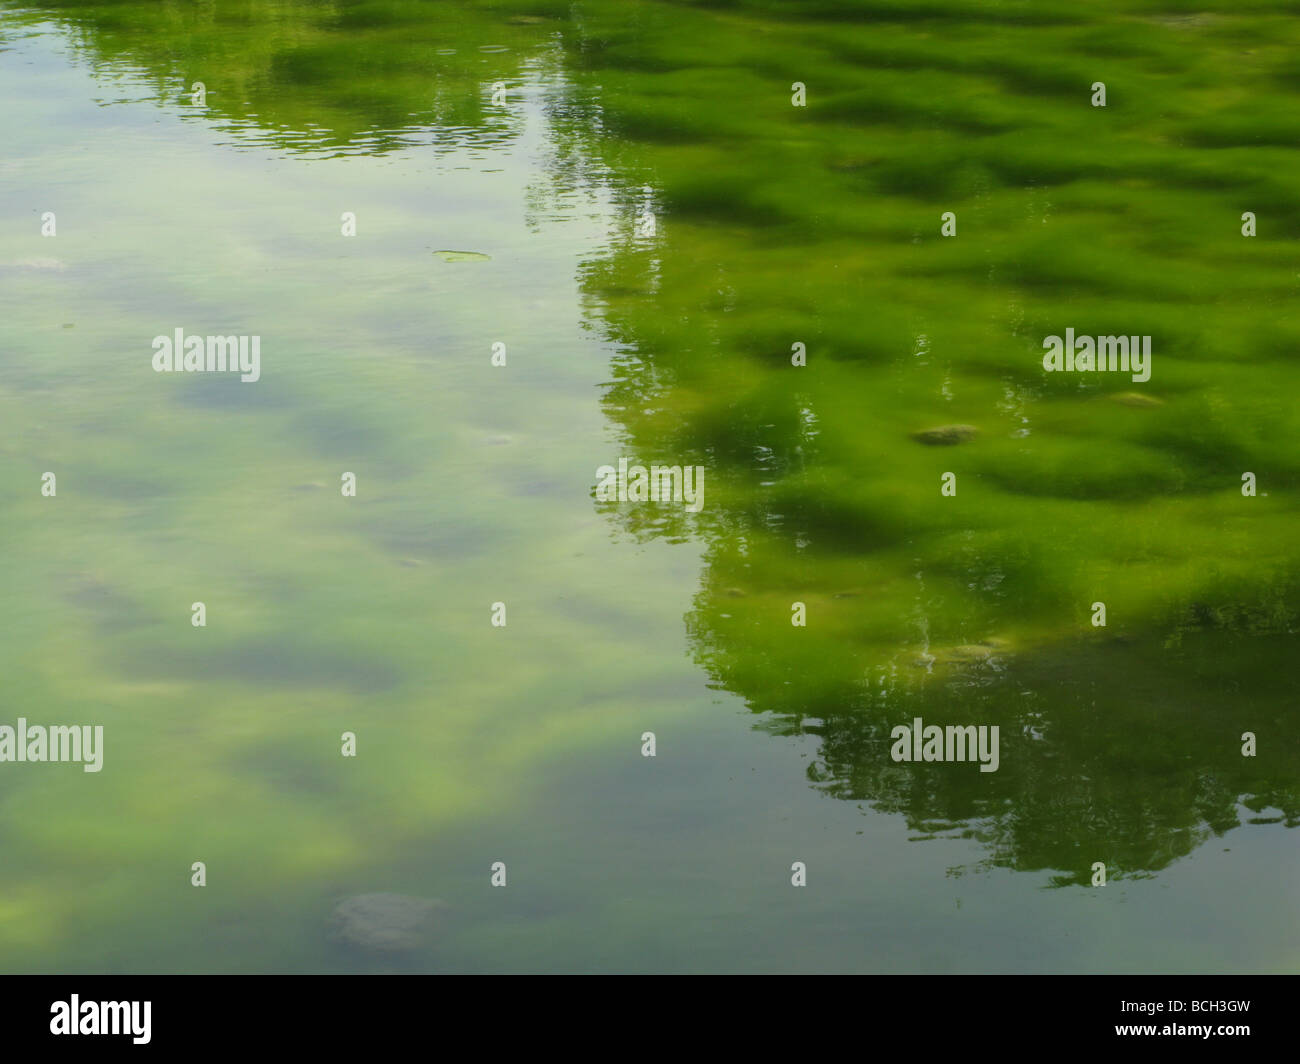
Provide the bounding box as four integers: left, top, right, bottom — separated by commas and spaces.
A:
1, 1, 1296, 973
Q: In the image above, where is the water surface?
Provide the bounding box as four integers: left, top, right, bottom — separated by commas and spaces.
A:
0, 0, 1297, 973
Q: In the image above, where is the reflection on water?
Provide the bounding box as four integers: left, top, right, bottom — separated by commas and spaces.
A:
1, 0, 1297, 972
569, 1, 1300, 885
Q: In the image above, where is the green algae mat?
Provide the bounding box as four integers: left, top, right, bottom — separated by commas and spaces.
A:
0, 0, 1296, 973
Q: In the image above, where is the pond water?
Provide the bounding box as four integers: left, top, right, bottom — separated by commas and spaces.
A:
0, 0, 1296, 973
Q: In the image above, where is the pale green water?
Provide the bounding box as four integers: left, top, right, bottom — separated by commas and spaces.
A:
0, 1, 1297, 973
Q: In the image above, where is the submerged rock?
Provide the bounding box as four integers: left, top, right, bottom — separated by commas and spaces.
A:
939, 644, 996, 662
1, 257, 66, 270
911, 424, 979, 446
328, 893, 446, 954
1109, 392, 1163, 407
915, 638, 1012, 667
434, 250, 492, 262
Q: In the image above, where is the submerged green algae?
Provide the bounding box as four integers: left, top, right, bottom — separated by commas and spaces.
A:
569, 0, 1300, 875
0, 0, 1297, 973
